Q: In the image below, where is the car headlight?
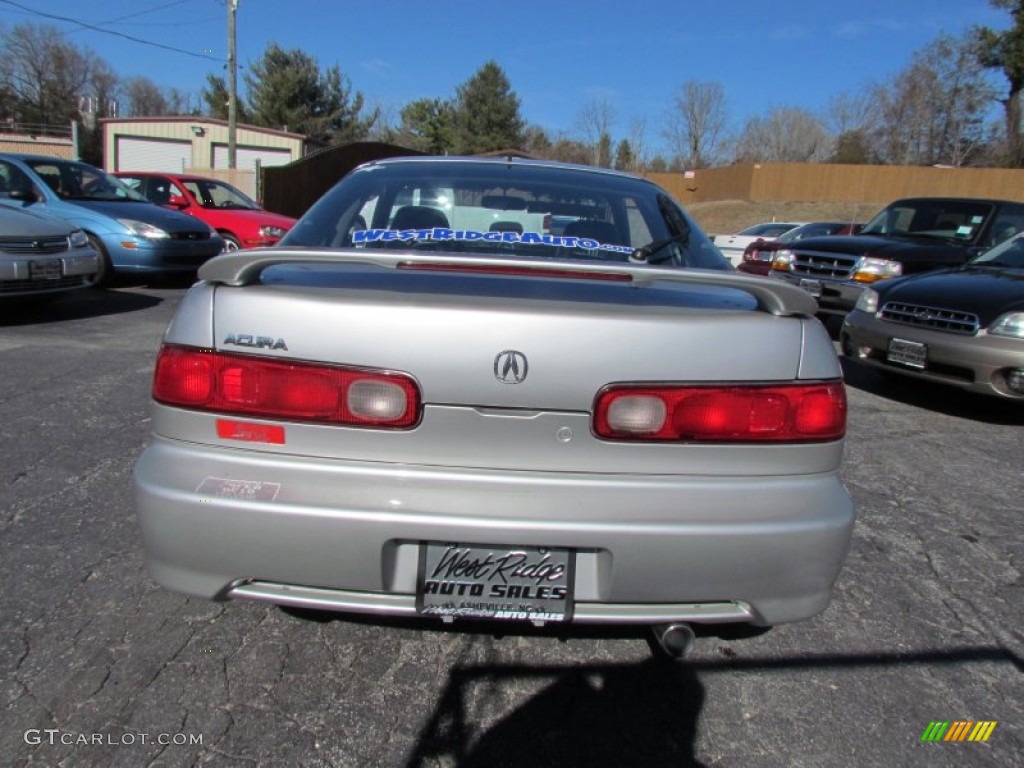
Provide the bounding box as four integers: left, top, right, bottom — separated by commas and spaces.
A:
259, 225, 287, 239
852, 257, 901, 283
854, 288, 880, 314
69, 229, 89, 248
770, 250, 794, 270
117, 219, 169, 239
990, 312, 1024, 339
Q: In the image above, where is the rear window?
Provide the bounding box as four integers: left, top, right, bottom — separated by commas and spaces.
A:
283, 160, 729, 270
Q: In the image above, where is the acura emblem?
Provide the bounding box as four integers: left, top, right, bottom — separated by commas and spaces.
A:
494, 350, 528, 384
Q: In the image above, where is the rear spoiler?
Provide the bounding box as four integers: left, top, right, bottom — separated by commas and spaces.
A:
197, 248, 818, 317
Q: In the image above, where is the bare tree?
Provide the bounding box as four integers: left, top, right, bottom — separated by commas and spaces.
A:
663, 81, 729, 169
545, 133, 592, 164
574, 97, 616, 165
626, 116, 650, 170
164, 87, 197, 116
733, 106, 832, 163
871, 33, 995, 166
824, 91, 880, 164
825, 91, 876, 136
123, 76, 168, 117
0, 23, 95, 126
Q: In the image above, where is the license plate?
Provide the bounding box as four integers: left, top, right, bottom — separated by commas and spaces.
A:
798, 278, 822, 297
887, 338, 927, 369
29, 260, 61, 280
417, 542, 574, 622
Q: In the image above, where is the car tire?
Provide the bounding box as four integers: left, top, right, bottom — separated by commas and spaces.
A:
221, 233, 241, 252
86, 235, 113, 289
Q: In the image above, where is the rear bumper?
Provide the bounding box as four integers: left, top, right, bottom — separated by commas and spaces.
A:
134, 437, 855, 627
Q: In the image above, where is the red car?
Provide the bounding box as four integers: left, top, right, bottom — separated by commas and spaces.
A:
114, 172, 296, 251
738, 221, 861, 276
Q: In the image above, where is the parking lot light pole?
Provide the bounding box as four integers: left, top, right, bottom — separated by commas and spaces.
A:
228, 0, 239, 170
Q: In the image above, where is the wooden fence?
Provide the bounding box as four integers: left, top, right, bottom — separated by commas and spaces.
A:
647, 163, 1024, 206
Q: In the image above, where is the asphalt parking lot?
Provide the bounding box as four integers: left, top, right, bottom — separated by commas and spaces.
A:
1, 284, 1021, 768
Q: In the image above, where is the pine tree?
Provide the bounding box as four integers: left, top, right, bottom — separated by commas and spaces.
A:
453, 61, 525, 154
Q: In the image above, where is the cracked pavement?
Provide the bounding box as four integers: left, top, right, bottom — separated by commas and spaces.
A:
1, 285, 1021, 767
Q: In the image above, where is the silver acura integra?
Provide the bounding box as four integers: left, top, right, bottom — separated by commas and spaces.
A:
134, 157, 854, 656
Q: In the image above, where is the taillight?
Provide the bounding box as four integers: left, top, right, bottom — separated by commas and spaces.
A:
153, 345, 421, 428
593, 382, 846, 442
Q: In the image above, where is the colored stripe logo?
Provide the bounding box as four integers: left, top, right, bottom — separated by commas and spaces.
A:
921, 721, 997, 742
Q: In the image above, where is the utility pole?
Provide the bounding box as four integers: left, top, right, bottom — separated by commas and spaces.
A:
227, 0, 239, 169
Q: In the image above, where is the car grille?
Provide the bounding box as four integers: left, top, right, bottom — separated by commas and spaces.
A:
0, 235, 70, 254
788, 250, 857, 279
879, 302, 980, 335
171, 232, 211, 241
0, 275, 87, 293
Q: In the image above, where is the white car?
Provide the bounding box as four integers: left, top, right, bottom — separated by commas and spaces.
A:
713, 222, 806, 267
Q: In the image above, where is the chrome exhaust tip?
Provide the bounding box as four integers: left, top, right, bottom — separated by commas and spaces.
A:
651, 622, 696, 659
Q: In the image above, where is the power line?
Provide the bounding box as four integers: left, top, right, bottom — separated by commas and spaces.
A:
100, 1, 193, 25
0, 0, 225, 62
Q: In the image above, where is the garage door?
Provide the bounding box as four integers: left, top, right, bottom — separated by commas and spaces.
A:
212, 146, 292, 171
115, 137, 191, 172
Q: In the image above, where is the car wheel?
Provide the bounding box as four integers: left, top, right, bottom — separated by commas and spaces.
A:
221, 233, 241, 252
85, 235, 113, 288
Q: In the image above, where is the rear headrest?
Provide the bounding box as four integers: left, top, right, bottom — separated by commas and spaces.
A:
391, 205, 450, 230
489, 220, 523, 233
562, 219, 621, 244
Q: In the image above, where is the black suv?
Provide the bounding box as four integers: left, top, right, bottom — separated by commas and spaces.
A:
769, 197, 1024, 319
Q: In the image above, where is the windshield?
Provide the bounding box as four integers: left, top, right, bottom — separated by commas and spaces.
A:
860, 200, 993, 242
26, 159, 146, 202
282, 159, 729, 270
183, 179, 259, 210
776, 222, 850, 243
970, 234, 1024, 268
737, 222, 799, 237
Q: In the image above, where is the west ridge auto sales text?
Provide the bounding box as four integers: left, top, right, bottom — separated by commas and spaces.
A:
421, 581, 568, 600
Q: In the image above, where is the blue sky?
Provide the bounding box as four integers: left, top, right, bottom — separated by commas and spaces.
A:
0, 0, 1011, 152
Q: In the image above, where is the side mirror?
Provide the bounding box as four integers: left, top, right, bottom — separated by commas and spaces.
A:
167, 194, 188, 209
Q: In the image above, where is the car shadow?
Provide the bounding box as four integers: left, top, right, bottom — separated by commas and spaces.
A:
840, 357, 1024, 426
277, 607, 1019, 766
0, 286, 164, 326
407, 657, 706, 767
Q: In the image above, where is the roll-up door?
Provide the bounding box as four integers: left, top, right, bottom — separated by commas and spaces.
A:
115, 137, 191, 172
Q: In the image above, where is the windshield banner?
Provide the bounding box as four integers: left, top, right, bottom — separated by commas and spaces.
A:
352, 227, 634, 255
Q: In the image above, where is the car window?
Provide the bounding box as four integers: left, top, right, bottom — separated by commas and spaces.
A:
183, 179, 258, 210
985, 205, 1024, 247
283, 161, 729, 270
25, 159, 145, 202
117, 175, 146, 194
972, 234, 1024, 268
0, 160, 36, 198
